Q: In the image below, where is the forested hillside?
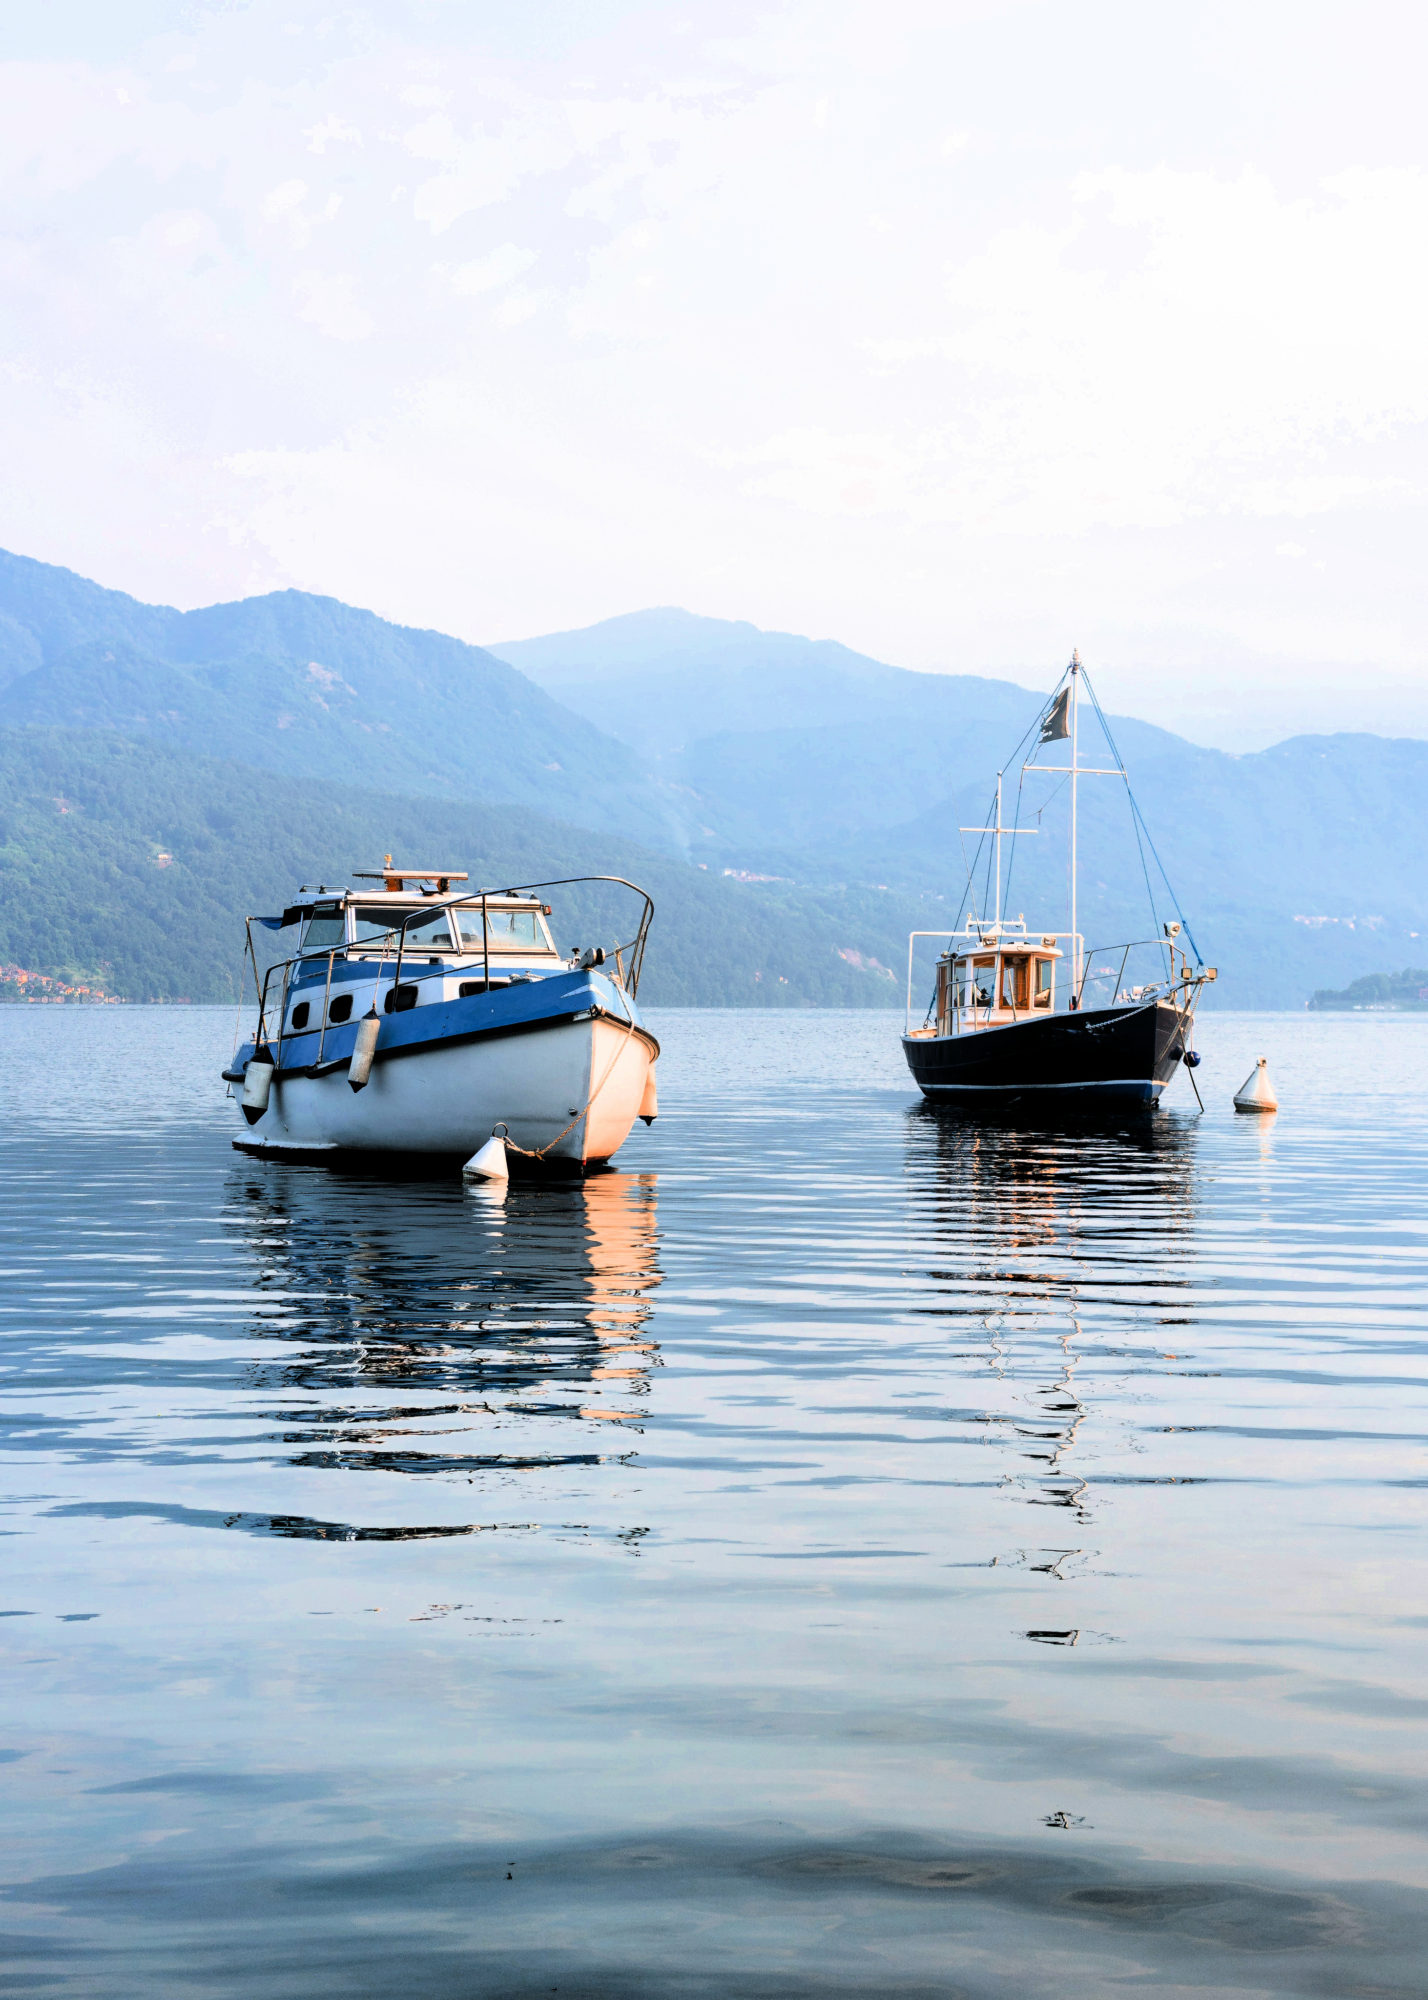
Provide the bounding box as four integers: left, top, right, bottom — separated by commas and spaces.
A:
0, 729, 919, 1006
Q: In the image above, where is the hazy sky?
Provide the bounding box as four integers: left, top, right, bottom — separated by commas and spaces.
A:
3, 0, 1425, 747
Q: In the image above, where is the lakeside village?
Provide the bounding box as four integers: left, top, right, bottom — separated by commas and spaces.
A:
0, 964, 125, 1005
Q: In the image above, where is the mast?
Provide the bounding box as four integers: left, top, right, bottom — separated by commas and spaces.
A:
1069, 650, 1080, 988
993, 770, 1003, 930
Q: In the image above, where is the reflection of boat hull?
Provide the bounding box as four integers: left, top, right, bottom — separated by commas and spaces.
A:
233, 1005, 658, 1170
902, 999, 1187, 1105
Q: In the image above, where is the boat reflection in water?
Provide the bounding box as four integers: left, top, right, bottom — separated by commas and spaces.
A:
905, 1102, 1199, 1584
221, 1162, 661, 1540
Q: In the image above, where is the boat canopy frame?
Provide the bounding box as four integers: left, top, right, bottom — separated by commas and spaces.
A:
240, 874, 655, 1065
906, 924, 1212, 1037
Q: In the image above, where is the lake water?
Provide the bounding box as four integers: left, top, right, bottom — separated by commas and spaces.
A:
1, 1006, 1426, 1997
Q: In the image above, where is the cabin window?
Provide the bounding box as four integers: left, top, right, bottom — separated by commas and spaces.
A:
970, 955, 996, 1006
327, 994, 353, 1025
384, 984, 418, 1014
452, 907, 550, 952
1034, 960, 1054, 1008
290, 1001, 310, 1031
353, 906, 399, 944
301, 909, 346, 953
1000, 958, 1030, 1011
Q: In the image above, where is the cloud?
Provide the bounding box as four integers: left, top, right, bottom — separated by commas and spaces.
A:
446, 243, 537, 295
0, 0, 1426, 744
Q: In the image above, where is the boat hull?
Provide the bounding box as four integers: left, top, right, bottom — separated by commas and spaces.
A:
231, 987, 657, 1170
902, 999, 1189, 1106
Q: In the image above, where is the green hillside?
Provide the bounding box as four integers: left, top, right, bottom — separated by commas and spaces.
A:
1309, 968, 1428, 1010
0, 729, 916, 1007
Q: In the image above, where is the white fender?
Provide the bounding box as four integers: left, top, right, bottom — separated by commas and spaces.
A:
348, 1011, 381, 1092
240, 1048, 275, 1124
638, 1065, 658, 1126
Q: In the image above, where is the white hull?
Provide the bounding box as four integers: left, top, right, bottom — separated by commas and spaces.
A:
234, 1014, 656, 1168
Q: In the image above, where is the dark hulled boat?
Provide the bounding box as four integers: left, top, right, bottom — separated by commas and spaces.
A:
902, 653, 1214, 1109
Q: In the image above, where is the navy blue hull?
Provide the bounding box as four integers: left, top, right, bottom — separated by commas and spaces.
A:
902, 1000, 1188, 1105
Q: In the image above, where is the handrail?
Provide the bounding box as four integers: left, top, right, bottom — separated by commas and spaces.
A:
240, 873, 655, 1057
1074, 936, 1183, 1008
905, 924, 1208, 1035
481, 876, 655, 996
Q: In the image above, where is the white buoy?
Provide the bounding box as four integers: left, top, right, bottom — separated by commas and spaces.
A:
347, 1011, 380, 1092
638, 1067, 659, 1126
462, 1133, 510, 1181
1234, 1057, 1278, 1113
240, 1048, 275, 1123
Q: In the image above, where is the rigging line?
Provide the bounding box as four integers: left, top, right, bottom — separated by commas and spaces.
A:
1002, 763, 1031, 914
955, 821, 988, 925
1002, 664, 1078, 919
1079, 668, 1160, 947
1008, 670, 1069, 773
979, 788, 999, 920
1081, 672, 1206, 965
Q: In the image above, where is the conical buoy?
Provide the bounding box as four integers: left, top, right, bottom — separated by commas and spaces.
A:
1234, 1057, 1278, 1113
462, 1133, 509, 1180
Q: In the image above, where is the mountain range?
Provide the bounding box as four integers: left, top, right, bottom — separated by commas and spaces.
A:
0, 547, 1421, 1007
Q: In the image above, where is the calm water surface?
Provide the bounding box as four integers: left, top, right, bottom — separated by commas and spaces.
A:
1, 1007, 1426, 1997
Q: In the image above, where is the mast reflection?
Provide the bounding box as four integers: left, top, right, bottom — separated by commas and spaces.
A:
905, 1105, 1199, 1536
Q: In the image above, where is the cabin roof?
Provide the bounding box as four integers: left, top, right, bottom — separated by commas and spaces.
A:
946, 939, 1063, 960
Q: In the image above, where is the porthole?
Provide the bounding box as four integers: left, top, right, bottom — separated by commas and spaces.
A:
328, 994, 353, 1024
290, 1001, 310, 1030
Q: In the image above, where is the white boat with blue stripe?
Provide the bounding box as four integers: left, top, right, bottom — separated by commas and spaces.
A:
226, 862, 659, 1172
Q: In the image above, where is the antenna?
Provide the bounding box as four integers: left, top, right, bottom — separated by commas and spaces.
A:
960, 769, 1037, 931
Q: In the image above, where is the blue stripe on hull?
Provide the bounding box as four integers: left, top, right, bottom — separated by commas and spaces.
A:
235, 968, 650, 1078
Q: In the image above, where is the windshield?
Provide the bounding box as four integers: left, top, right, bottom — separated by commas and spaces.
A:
352, 905, 454, 951
452, 907, 551, 952
300, 905, 346, 953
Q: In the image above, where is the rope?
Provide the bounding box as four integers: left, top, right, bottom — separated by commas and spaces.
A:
496, 989, 643, 1162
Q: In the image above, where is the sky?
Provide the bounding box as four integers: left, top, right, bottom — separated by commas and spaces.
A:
2, 0, 1426, 749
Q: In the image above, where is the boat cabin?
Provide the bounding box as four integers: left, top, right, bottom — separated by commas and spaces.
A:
274, 881, 565, 1036
291, 893, 560, 965
933, 937, 1063, 1035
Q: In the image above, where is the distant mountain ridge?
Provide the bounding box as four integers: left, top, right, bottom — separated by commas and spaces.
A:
490, 606, 1036, 757
494, 607, 1428, 1004
2, 554, 1426, 1008
0, 550, 679, 848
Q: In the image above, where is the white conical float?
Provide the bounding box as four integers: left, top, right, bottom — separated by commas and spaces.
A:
462, 1132, 510, 1181
1234, 1057, 1278, 1113
347, 1010, 381, 1092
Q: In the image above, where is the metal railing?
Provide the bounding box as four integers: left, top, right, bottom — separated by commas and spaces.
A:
241, 874, 655, 1065
906, 927, 1209, 1039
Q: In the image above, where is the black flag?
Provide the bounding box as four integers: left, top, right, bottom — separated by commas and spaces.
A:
1039, 687, 1071, 743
